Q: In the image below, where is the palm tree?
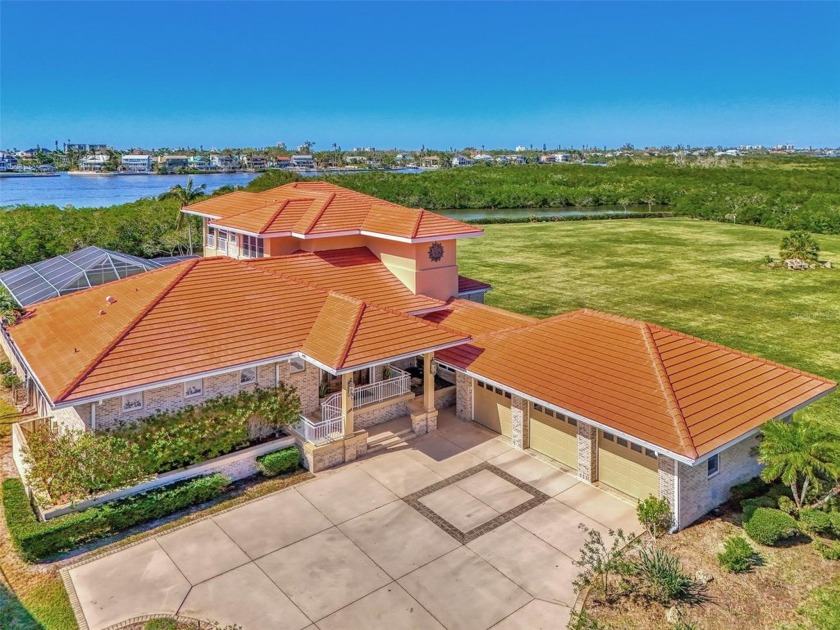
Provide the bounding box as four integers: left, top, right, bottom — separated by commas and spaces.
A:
159, 177, 207, 255
757, 417, 840, 510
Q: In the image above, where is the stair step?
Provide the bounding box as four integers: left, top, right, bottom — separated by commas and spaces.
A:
366, 430, 417, 453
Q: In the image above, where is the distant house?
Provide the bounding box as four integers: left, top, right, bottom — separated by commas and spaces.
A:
121, 154, 153, 173
65, 143, 88, 154
473, 154, 494, 163
79, 154, 110, 171
290, 155, 315, 168
554, 153, 571, 163
17, 148, 40, 160
188, 155, 212, 170
0, 152, 18, 171
157, 155, 190, 171
451, 155, 474, 167
88, 144, 108, 153
344, 155, 369, 166
241, 155, 269, 170
419, 156, 441, 168
210, 154, 237, 170
515, 145, 527, 152
274, 156, 291, 169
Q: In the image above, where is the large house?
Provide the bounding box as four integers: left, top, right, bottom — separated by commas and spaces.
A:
1, 182, 834, 529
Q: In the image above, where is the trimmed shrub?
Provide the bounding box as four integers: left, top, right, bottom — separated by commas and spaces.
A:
3, 474, 230, 562
741, 496, 776, 520
717, 535, 758, 573
744, 508, 799, 546
777, 495, 797, 514
636, 495, 673, 539
636, 547, 695, 603
730, 477, 769, 503
799, 508, 834, 536
0, 361, 11, 375
814, 540, 840, 561
256, 446, 300, 477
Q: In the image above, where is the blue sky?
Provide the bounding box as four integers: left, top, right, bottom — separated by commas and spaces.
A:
2, 1, 838, 150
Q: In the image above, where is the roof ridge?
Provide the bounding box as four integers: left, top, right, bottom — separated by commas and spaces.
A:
468, 308, 583, 341
296, 192, 336, 234
641, 322, 698, 458
647, 323, 837, 386
335, 296, 366, 369
258, 199, 291, 233
54, 258, 200, 402
411, 209, 425, 239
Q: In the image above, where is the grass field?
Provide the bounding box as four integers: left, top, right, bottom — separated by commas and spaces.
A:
457, 217, 840, 430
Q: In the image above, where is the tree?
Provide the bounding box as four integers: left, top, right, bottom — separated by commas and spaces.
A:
636, 495, 673, 539
779, 231, 820, 263
618, 197, 632, 214
159, 177, 207, 254
757, 417, 840, 510
572, 525, 640, 602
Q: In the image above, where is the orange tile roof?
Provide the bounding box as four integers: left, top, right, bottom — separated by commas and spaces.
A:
436, 309, 835, 460
424, 298, 537, 336
8, 254, 470, 404
249, 248, 444, 314
183, 181, 484, 242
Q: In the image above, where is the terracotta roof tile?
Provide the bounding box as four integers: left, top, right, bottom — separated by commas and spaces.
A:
436, 309, 835, 460
183, 182, 483, 241
424, 298, 536, 336
457, 275, 492, 294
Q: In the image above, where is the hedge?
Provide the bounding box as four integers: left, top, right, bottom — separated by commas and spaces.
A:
744, 507, 799, 546
740, 496, 777, 520
464, 211, 674, 225
256, 446, 300, 477
3, 474, 230, 562
730, 477, 769, 503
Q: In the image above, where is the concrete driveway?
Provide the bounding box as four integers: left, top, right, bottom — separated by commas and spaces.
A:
64, 410, 638, 630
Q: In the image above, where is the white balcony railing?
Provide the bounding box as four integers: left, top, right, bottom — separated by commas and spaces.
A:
291, 415, 343, 445
318, 366, 412, 431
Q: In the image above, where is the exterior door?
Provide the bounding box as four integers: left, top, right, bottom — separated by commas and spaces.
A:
530, 404, 578, 470
473, 380, 512, 437
598, 430, 659, 500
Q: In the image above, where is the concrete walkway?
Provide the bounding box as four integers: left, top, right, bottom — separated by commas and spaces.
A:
65, 409, 638, 630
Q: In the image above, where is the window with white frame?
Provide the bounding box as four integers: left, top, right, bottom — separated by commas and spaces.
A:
218, 229, 229, 253
240, 367, 257, 385
184, 378, 204, 398
290, 358, 306, 373
707, 454, 720, 478
121, 391, 144, 413
241, 235, 264, 258
206, 226, 216, 248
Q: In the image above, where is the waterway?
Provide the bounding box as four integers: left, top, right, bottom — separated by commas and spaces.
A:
0, 169, 424, 208
0, 170, 656, 220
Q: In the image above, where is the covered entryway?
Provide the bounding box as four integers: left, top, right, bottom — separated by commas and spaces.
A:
597, 430, 659, 500
529, 404, 577, 470
473, 379, 512, 437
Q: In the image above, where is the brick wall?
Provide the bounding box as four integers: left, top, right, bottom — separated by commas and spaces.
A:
577, 423, 597, 482
677, 433, 763, 528
510, 394, 530, 450
456, 372, 473, 421
355, 398, 412, 429
658, 456, 677, 526
80, 360, 320, 432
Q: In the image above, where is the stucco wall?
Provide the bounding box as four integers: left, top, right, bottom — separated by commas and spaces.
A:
677, 433, 763, 528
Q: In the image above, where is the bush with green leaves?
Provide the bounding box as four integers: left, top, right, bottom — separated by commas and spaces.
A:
779, 231, 820, 262
717, 535, 759, 573
743, 507, 799, 545
572, 525, 641, 602
0, 361, 11, 375
741, 496, 777, 520
23, 426, 149, 505
2, 372, 21, 389
635, 547, 696, 604
729, 477, 768, 503
814, 540, 840, 561
114, 385, 301, 473
636, 495, 673, 539
256, 447, 300, 477
3, 474, 229, 562
799, 507, 834, 536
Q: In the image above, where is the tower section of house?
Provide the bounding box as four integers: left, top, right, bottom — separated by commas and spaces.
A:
181, 181, 486, 302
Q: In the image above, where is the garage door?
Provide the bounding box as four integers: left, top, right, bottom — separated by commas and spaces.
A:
598, 430, 659, 500
473, 380, 512, 437
530, 404, 577, 470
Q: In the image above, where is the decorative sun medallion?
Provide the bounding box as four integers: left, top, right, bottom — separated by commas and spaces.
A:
428, 241, 445, 262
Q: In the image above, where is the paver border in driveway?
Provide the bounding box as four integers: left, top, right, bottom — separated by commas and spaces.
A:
402, 462, 550, 544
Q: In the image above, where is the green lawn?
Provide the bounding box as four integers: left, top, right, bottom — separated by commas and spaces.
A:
458, 218, 840, 430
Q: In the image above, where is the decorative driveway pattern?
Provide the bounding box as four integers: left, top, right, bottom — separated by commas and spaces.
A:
64, 409, 638, 630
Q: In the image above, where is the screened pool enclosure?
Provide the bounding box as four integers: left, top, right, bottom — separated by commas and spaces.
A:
0, 247, 193, 307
